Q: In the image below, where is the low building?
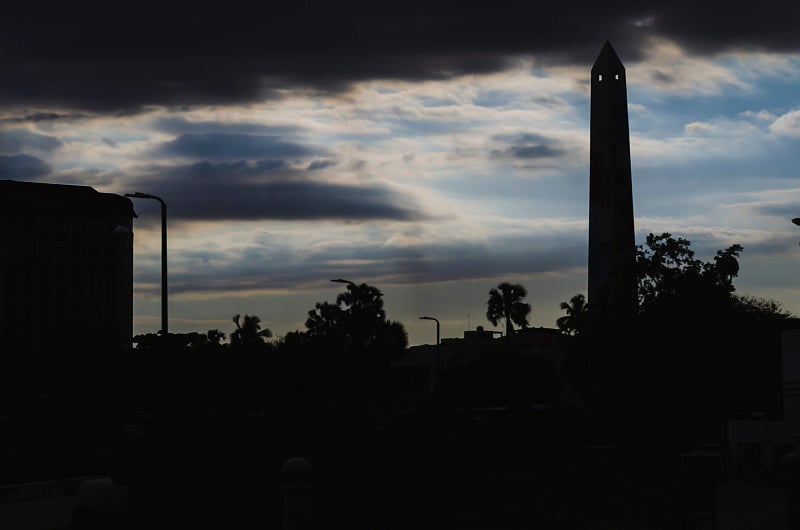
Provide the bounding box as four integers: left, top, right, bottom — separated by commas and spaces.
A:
393, 325, 582, 411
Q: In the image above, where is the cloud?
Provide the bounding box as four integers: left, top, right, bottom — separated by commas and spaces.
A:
489, 132, 566, 165
769, 110, 800, 137
147, 231, 588, 297
0, 130, 62, 154
156, 133, 320, 160
128, 162, 426, 223
507, 144, 563, 159
748, 201, 800, 219
646, 2, 800, 55
683, 122, 717, 136
307, 159, 337, 171
0, 112, 92, 124
151, 117, 302, 136
171, 182, 423, 222
4, 3, 800, 112
740, 109, 778, 121
627, 38, 749, 95
0, 154, 52, 179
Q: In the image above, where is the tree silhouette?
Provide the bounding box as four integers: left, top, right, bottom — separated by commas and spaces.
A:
301, 282, 408, 408
557, 293, 589, 336
733, 294, 794, 321
230, 314, 272, 348
207, 329, 226, 345
615, 232, 800, 456
486, 282, 531, 339
635, 232, 744, 323
305, 301, 346, 347
304, 282, 406, 353
336, 283, 389, 350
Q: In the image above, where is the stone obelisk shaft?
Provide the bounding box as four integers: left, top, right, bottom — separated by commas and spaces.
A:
588, 41, 636, 327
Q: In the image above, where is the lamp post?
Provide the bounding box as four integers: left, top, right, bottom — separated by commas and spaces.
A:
331, 278, 357, 287
419, 316, 440, 395
125, 192, 168, 337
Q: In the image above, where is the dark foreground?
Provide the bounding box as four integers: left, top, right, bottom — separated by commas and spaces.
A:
1, 406, 785, 529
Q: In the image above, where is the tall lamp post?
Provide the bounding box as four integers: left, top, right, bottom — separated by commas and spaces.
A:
125, 192, 168, 337
419, 316, 440, 395
331, 278, 357, 288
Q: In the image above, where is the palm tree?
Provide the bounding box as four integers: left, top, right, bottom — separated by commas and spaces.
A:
486, 282, 531, 339
557, 293, 589, 336
231, 314, 272, 347
207, 329, 226, 345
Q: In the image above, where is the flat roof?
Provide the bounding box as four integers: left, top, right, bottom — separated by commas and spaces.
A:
0, 179, 136, 218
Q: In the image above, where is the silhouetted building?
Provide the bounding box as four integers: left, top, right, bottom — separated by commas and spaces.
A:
0, 180, 136, 352
395, 326, 581, 410
588, 41, 637, 327
460, 325, 498, 342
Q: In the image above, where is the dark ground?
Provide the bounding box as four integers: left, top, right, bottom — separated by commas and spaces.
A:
4, 406, 773, 530
1, 453, 785, 530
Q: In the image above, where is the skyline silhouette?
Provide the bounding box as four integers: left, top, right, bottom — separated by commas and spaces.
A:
4, 32, 800, 528
1, 10, 800, 347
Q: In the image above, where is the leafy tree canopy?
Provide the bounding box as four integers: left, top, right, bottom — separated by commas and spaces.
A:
304, 282, 407, 356
635, 232, 746, 322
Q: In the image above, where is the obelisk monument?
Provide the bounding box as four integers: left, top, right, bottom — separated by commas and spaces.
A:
588, 41, 636, 328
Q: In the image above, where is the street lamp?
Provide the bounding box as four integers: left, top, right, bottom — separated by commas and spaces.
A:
419, 316, 440, 395
331, 278, 357, 287
125, 192, 168, 337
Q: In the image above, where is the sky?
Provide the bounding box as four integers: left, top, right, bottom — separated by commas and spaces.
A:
3, 2, 800, 346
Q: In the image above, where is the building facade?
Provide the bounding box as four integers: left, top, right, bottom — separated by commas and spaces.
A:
0, 180, 136, 352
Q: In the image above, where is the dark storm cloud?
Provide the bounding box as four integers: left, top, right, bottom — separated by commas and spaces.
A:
0, 154, 51, 179
4, 2, 799, 112
169, 182, 422, 222
128, 162, 424, 222
648, 1, 800, 55
0, 130, 62, 154
157, 133, 319, 160
0, 112, 92, 124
